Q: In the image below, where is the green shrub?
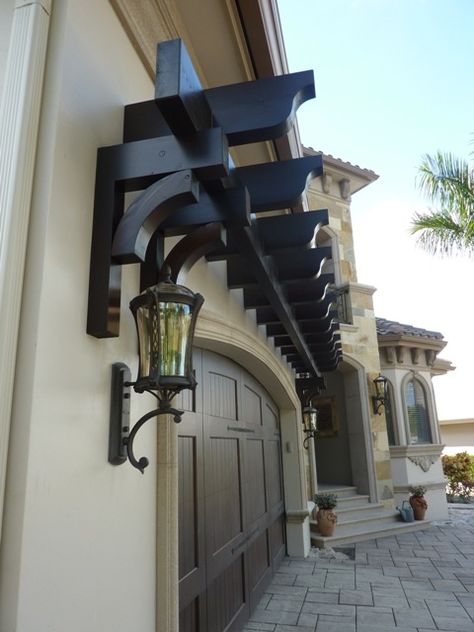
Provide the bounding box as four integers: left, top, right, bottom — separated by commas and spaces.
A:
314, 492, 337, 510
409, 485, 427, 497
442, 452, 474, 502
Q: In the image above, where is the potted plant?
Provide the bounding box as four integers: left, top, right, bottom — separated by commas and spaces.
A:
314, 492, 338, 536
409, 485, 428, 520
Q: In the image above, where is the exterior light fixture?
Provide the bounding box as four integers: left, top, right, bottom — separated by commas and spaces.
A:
302, 405, 318, 449
372, 373, 388, 415
296, 375, 325, 450
109, 271, 203, 473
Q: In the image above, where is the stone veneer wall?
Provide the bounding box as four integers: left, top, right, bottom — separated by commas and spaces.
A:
307, 172, 394, 506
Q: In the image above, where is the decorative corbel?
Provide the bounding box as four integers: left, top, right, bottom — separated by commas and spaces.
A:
322, 173, 332, 194
339, 178, 351, 200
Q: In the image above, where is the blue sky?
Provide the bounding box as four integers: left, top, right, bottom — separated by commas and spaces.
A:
278, 0, 474, 419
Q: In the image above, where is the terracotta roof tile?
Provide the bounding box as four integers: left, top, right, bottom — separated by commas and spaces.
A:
376, 317, 444, 340
303, 146, 378, 178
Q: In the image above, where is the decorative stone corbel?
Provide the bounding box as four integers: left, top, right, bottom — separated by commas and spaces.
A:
396, 347, 405, 363
339, 178, 351, 200
322, 173, 332, 194
426, 350, 436, 366
408, 454, 438, 472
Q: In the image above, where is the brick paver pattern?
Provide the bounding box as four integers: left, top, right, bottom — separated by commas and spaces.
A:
244, 524, 474, 632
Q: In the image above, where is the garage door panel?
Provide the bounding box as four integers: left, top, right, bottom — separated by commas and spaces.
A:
179, 350, 285, 632
207, 371, 238, 419
245, 439, 266, 523
179, 435, 198, 578
175, 348, 203, 414
265, 440, 283, 508
177, 387, 196, 413
207, 437, 243, 552
207, 556, 247, 632
247, 530, 270, 589
263, 402, 279, 431
179, 597, 202, 632
269, 515, 286, 566
241, 384, 262, 425
178, 430, 207, 611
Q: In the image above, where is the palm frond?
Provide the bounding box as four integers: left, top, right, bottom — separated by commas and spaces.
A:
417, 152, 474, 221
411, 209, 474, 256
412, 147, 474, 257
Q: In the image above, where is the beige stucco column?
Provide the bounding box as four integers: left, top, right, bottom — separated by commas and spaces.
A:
308, 438, 318, 496
156, 416, 179, 632
281, 409, 312, 557
0, 0, 52, 543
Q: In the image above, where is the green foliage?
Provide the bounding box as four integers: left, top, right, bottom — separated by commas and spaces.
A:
442, 452, 474, 502
411, 150, 474, 256
409, 485, 427, 497
314, 492, 337, 510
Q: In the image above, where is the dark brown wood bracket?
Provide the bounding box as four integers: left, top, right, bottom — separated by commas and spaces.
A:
87, 38, 341, 374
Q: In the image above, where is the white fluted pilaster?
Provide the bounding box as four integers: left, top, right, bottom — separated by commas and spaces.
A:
0, 0, 52, 541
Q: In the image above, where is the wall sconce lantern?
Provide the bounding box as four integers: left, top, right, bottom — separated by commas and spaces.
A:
109, 272, 203, 473
130, 273, 203, 395
296, 375, 325, 449
302, 405, 318, 449
372, 373, 388, 415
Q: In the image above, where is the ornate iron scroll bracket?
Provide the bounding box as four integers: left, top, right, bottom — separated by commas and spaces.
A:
108, 363, 185, 473
296, 376, 326, 409
125, 403, 184, 474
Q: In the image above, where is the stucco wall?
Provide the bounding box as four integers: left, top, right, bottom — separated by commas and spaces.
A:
0, 1, 310, 629
0, 1, 159, 630
382, 364, 449, 520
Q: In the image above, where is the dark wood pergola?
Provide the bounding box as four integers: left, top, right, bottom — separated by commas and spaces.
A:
87, 39, 341, 376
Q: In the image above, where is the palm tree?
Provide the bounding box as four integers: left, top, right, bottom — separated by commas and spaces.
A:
411, 150, 474, 256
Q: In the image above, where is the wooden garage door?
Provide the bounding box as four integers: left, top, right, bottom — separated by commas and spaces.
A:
178, 349, 285, 632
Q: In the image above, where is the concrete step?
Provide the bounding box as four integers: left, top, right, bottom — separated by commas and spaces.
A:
311, 519, 430, 548
335, 494, 370, 508
336, 502, 386, 521
311, 510, 400, 534
317, 485, 358, 499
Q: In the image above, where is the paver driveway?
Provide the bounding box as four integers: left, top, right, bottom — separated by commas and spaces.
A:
244, 521, 474, 632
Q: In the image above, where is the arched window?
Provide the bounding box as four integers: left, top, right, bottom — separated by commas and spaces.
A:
404, 378, 432, 444
384, 382, 397, 446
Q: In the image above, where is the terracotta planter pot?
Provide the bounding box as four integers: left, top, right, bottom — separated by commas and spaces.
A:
317, 509, 337, 536
409, 495, 428, 520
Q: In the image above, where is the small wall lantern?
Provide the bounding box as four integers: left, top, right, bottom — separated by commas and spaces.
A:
109, 272, 203, 473
130, 274, 203, 395
372, 373, 388, 415
302, 405, 318, 449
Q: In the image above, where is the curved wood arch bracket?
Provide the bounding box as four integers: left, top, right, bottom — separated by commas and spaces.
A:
112, 170, 199, 264
164, 223, 227, 285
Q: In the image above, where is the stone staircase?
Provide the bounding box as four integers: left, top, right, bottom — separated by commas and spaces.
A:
311, 485, 429, 548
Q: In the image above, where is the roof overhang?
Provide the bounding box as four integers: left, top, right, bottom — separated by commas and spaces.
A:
110, 0, 301, 168
377, 334, 447, 354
